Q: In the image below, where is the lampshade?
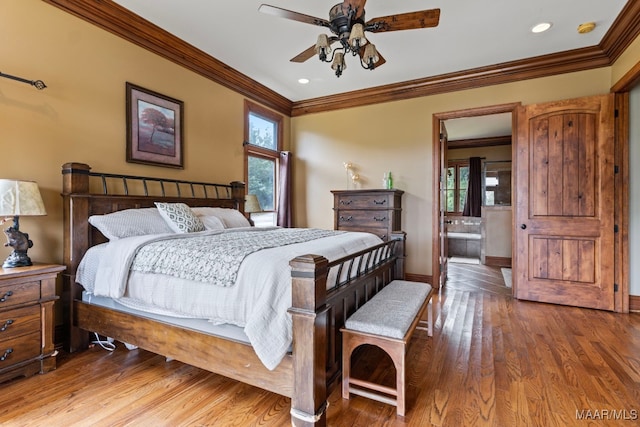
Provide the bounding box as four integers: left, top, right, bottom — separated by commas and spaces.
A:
348, 23, 367, 49
362, 43, 380, 68
244, 194, 262, 213
315, 34, 332, 57
331, 52, 346, 71
0, 180, 46, 217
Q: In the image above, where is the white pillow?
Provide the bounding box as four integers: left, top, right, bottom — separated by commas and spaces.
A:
88, 208, 174, 240
155, 202, 206, 233
199, 214, 225, 231
191, 207, 251, 228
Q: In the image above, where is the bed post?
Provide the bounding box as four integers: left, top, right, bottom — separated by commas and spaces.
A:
230, 181, 246, 213
390, 231, 406, 279
289, 254, 330, 427
61, 162, 91, 351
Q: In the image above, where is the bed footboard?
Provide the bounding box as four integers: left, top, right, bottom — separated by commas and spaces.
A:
288, 232, 405, 426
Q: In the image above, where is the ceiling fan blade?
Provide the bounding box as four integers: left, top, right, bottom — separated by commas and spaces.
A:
290, 37, 339, 63
341, 0, 367, 20
290, 45, 319, 63
259, 4, 331, 28
366, 8, 440, 33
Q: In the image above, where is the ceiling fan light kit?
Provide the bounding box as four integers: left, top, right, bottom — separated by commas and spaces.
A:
259, 1, 440, 78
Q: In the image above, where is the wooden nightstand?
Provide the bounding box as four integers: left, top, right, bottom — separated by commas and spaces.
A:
0, 263, 65, 383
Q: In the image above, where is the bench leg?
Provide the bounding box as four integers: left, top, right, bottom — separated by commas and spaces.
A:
428, 299, 433, 337
342, 336, 353, 400
396, 351, 406, 416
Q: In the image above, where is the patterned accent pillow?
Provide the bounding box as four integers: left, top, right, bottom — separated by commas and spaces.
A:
155, 202, 206, 233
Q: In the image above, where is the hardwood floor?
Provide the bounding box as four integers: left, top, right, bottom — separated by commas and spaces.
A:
1, 265, 638, 426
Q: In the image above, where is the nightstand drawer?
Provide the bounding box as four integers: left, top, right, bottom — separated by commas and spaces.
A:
0, 281, 41, 309
337, 210, 390, 228
336, 194, 391, 209
0, 331, 41, 368
0, 306, 40, 341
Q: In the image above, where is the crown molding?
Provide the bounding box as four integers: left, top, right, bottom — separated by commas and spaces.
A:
42, 0, 294, 116
43, 0, 640, 118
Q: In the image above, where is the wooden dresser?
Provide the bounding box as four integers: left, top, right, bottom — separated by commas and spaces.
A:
332, 189, 404, 241
0, 263, 65, 383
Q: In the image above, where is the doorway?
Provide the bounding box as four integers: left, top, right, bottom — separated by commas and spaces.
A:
432, 103, 520, 290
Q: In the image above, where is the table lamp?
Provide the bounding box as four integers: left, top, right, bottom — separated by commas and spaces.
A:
244, 194, 262, 226
0, 180, 47, 268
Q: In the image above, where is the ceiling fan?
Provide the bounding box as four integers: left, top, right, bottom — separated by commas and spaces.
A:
259, 1, 440, 77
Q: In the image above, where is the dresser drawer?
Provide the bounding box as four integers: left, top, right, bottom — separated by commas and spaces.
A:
0, 281, 41, 309
0, 331, 41, 368
337, 210, 390, 228
336, 194, 391, 209
339, 226, 391, 241
0, 305, 40, 341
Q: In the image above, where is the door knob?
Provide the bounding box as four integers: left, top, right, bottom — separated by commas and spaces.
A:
521, 224, 527, 230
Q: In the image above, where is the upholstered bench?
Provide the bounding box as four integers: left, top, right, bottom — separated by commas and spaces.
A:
341, 279, 434, 416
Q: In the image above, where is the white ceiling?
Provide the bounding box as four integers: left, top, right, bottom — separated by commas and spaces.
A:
113, 0, 627, 103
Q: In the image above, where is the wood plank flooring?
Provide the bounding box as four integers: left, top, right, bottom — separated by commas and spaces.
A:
1, 263, 638, 426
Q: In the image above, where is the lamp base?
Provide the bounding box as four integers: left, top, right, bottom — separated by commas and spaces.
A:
2, 250, 33, 268
3, 219, 34, 269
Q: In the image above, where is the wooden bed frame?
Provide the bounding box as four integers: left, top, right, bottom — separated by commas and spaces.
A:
61, 162, 405, 426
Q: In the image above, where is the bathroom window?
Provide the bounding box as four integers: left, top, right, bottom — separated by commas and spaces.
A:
445, 161, 469, 214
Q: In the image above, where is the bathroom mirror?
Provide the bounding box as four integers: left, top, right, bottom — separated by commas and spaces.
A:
483, 161, 511, 206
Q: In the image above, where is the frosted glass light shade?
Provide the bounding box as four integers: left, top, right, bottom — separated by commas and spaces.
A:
348, 23, 367, 48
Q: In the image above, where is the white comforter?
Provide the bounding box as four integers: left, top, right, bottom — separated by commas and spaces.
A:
78, 227, 382, 370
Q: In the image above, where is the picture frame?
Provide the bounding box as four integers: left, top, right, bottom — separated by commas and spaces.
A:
126, 82, 184, 168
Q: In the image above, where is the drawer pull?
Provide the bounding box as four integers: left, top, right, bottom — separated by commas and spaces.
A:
373, 216, 387, 222
0, 348, 13, 361
0, 291, 13, 303
340, 215, 353, 222
340, 200, 352, 205
0, 319, 14, 332
373, 199, 386, 205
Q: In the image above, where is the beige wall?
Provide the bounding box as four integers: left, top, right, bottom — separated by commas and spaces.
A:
1, 0, 289, 267
4, 1, 640, 285
291, 69, 615, 276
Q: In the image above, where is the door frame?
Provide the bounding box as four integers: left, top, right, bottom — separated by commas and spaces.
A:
431, 103, 520, 290
432, 96, 630, 312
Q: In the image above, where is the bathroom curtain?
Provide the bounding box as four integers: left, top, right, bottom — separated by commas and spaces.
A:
277, 151, 293, 227
463, 156, 482, 217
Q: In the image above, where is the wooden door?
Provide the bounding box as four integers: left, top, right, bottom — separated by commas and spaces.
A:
515, 94, 615, 310
439, 121, 449, 287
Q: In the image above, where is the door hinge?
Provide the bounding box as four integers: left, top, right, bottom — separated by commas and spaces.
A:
614, 224, 619, 233
614, 109, 619, 118
614, 165, 619, 174
614, 283, 619, 292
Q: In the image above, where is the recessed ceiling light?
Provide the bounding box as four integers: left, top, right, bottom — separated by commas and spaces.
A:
298, 78, 309, 84
531, 22, 552, 33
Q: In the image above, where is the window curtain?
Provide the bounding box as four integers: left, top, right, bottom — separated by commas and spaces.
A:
277, 151, 293, 227
463, 156, 482, 217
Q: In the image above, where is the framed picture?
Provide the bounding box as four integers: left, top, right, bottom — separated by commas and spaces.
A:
126, 82, 184, 168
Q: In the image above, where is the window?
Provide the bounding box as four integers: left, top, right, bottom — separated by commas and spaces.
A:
445, 160, 469, 214
244, 100, 283, 227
